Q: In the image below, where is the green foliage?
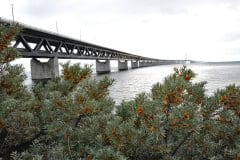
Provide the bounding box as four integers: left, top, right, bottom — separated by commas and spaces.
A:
62, 62, 92, 85
0, 23, 116, 159
0, 23, 38, 160
111, 66, 240, 159
0, 23, 20, 66
0, 24, 239, 160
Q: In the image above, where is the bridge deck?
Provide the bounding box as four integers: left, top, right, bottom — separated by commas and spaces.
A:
1, 18, 158, 61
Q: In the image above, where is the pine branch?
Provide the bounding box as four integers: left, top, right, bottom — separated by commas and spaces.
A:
0, 129, 46, 159
0, 128, 8, 143
171, 130, 194, 156
164, 107, 170, 158
0, 128, 8, 151
74, 112, 98, 127
129, 151, 163, 160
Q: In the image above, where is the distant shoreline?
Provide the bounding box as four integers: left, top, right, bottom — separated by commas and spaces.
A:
193, 61, 240, 64
207, 60, 240, 63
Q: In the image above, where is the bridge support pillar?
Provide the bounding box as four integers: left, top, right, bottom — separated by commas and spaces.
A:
118, 60, 128, 71
149, 61, 155, 66
131, 60, 138, 69
31, 57, 59, 82
139, 61, 146, 67
151, 61, 156, 66
96, 59, 111, 74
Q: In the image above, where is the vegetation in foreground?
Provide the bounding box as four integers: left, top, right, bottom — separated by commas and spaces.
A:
0, 23, 240, 160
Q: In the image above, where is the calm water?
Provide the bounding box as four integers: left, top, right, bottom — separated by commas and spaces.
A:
25, 62, 240, 104
94, 62, 240, 104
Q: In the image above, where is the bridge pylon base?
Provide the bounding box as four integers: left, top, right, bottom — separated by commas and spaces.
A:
31, 57, 59, 82
131, 60, 138, 69
118, 60, 128, 71
96, 59, 111, 74
139, 61, 146, 67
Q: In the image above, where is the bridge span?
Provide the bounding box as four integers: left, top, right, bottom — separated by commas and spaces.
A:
1, 18, 184, 81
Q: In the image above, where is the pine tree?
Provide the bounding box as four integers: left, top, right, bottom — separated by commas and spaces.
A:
109, 66, 240, 159
0, 23, 41, 159
0, 22, 122, 159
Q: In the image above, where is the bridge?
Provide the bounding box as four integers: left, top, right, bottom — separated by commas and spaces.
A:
1, 18, 184, 81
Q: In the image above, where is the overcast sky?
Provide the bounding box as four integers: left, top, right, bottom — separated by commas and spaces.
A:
1, 0, 240, 62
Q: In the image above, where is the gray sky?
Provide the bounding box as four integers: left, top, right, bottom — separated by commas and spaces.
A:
1, 0, 240, 62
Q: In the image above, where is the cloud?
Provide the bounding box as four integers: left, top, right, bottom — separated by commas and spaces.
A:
6, 0, 240, 61
19, 0, 75, 18
224, 32, 240, 42
18, 0, 240, 22
19, 0, 190, 20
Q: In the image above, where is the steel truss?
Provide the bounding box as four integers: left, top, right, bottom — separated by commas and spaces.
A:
1, 18, 158, 61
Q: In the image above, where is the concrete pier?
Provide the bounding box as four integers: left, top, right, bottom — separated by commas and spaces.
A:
118, 60, 128, 71
96, 59, 111, 74
131, 60, 138, 69
139, 61, 147, 67
31, 57, 59, 81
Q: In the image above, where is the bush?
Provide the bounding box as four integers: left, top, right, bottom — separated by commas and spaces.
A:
113, 66, 240, 159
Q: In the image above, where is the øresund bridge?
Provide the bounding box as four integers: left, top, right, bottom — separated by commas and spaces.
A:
1, 18, 186, 81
